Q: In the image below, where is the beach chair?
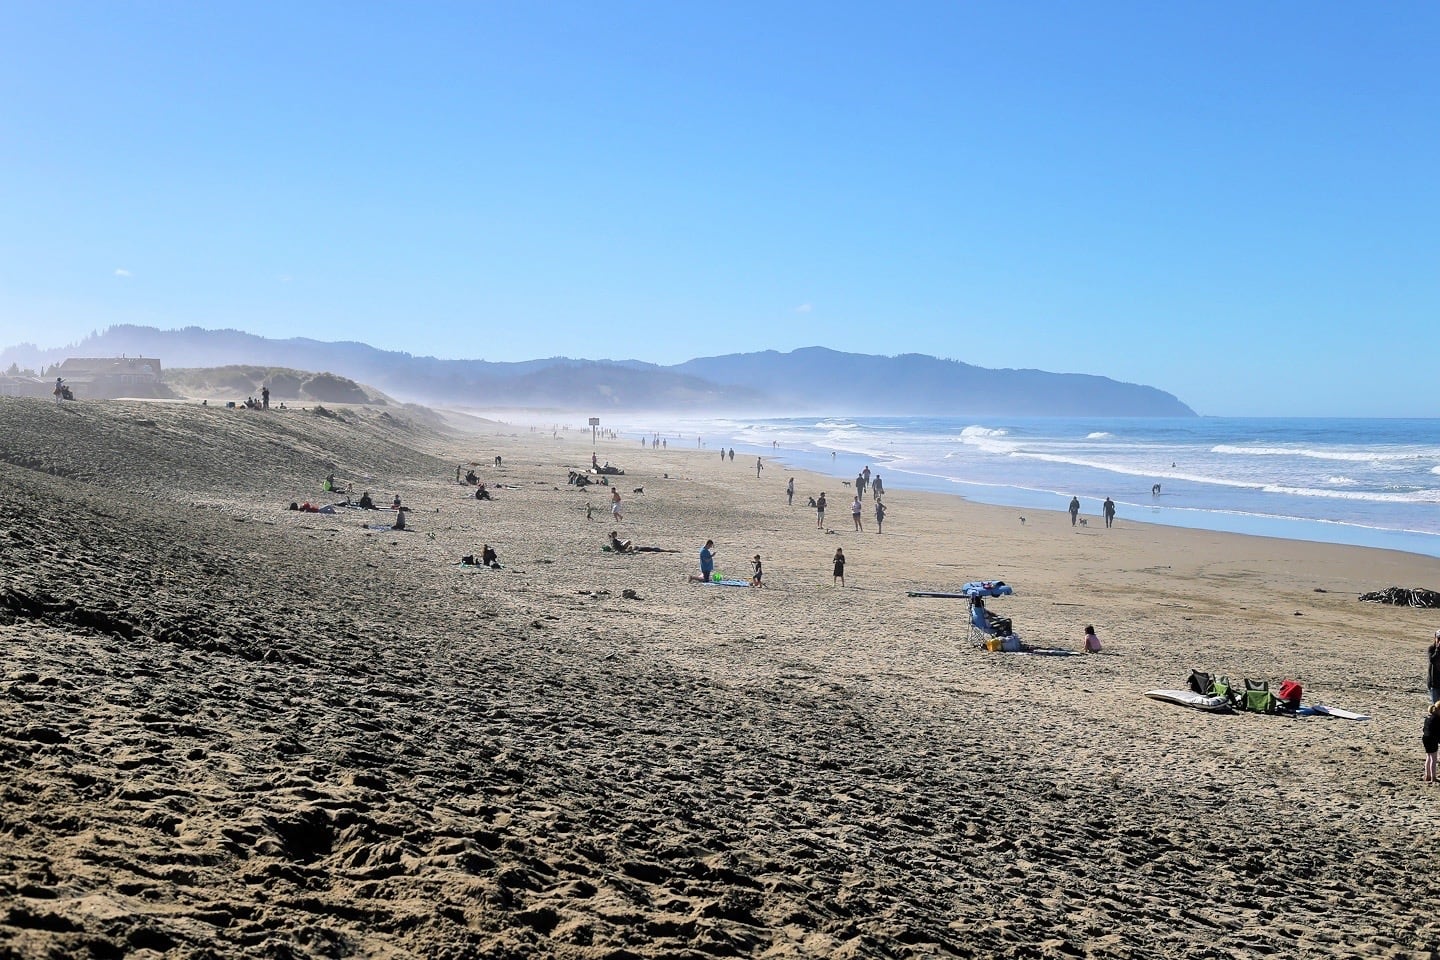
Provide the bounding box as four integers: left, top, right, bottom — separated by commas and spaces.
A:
968, 597, 1013, 647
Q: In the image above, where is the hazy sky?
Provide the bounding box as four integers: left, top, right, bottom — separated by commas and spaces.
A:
2, 2, 1436, 416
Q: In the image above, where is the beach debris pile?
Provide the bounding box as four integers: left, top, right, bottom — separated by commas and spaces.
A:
1358, 586, 1440, 608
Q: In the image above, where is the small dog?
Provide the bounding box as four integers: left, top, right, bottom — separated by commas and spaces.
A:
1019, 517, 1026, 525
1078, 518, 1088, 527
1152, 483, 1161, 496
632, 487, 644, 494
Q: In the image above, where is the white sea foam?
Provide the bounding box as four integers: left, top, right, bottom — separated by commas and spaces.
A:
1212, 444, 1429, 463
1325, 476, 1359, 486
1085, 432, 1113, 439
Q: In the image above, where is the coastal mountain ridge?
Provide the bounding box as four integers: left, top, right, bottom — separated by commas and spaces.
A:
2, 325, 1196, 416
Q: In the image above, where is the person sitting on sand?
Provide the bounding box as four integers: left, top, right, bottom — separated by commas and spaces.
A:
610, 531, 633, 553
391, 495, 402, 510
391, 509, 406, 531
481, 544, 500, 568
465, 469, 478, 485
357, 491, 376, 510
1083, 624, 1102, 653
475, 483, 491, 501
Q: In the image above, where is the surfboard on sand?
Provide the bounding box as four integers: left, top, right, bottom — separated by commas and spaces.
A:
700, 579, 751, 588
1145, 689, 1232, 712
907, 591, 970, 599
1297, 704, 1371, 721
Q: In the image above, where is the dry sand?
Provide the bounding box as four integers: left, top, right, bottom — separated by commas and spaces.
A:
4, 397, 1440, 959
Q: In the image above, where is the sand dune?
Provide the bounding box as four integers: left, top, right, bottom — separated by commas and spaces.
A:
3, 397, 1440, 958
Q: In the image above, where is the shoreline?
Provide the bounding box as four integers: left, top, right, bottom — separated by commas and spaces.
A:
525, 410, 1440, 560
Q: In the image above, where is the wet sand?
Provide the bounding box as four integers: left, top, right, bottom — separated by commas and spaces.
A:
4, 397, 1440, 958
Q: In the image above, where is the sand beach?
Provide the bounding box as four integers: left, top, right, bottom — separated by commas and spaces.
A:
4, 397, 1440, 959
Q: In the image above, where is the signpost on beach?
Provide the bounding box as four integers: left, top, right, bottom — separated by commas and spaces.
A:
589, 417, 599, 446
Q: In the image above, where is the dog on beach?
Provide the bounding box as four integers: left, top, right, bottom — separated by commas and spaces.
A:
1019, 517, 1026, 525
632, 487, 644, 494
1078, 518, 1088, 527
1152, 483, 1161, 496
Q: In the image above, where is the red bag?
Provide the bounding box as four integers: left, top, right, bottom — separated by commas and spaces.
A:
1277, 679, 1303, 707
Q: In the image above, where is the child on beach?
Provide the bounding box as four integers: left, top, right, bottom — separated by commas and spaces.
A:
1083, 625, 1102, 653
833, 548, 845, 587
751, 554, 763, 588
1425, 702, 1440, 783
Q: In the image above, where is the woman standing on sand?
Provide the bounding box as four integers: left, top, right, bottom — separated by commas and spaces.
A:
1427, 630, 1440, 702
1424, 702, 1440, 783
851, 495, 864, 531
833, 548, 846, 587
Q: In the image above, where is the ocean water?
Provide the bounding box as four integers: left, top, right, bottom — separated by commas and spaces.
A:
637, 416, 1440, 559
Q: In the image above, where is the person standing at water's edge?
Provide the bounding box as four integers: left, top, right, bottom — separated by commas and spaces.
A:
756, 457, 763, 478
1069, 496, 1080, 526
1103, 497, 1116, 528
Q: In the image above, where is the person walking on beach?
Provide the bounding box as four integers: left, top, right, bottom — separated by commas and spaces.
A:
786, 477, 795, 506
851, 495, 864, 531
689, 540, 717, 583
875, 499, 886, 534
816, 492, 827, 528
1068, 496, 1080, 526
1427, 630, 1440, 702
872, 475, 884, 500
832, 547, 846, 587
611, 487, 623, 522
1424, 702, 1440, 783
750, 554, 764, 588
756, 457, 763, 478
1103, 497, 1116, 528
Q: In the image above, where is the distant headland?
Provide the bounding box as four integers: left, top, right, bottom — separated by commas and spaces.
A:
1, 325, 1196, 417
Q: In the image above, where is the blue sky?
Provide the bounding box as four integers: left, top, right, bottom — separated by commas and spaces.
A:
1, 2, 1436, 416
